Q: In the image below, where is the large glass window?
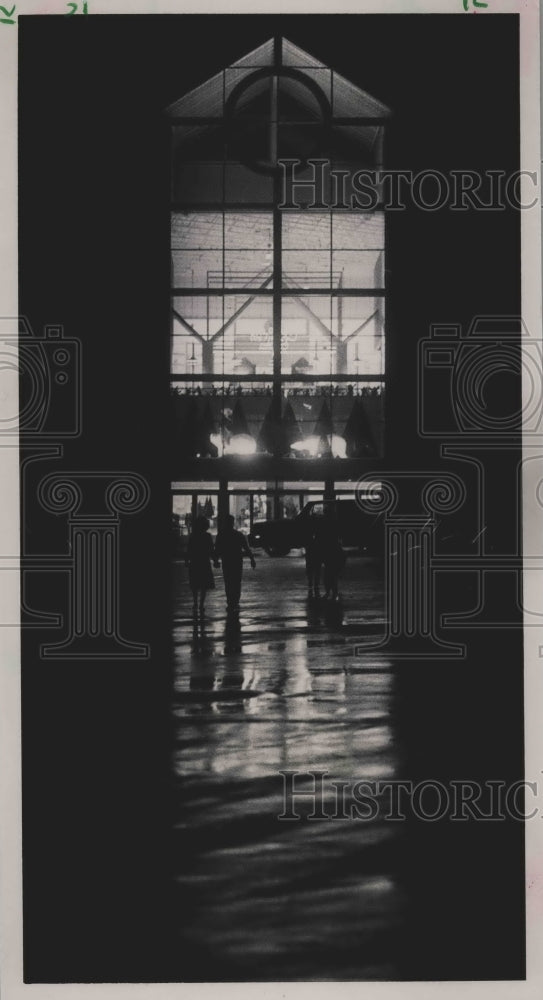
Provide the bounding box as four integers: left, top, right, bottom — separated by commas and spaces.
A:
169, 38, 389, 461
172, 295, 274, 376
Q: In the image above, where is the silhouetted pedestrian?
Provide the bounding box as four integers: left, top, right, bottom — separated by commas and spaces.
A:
185, 515, 215, 616
302, 511, 322, 598
214, 514, 256, 615
316, 506, 345, 601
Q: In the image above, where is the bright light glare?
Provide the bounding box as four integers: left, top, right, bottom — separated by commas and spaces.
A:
291, 436, 320, 457
210, 433, 257, 456
331, 435, 347, 459
210, 433, 222, 454
291, 435, 347, 458
226, 434, 257, 456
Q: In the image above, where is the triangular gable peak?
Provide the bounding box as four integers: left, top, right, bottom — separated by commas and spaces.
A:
165, 37, 391, 122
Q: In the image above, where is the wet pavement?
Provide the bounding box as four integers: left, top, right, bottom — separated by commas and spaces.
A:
171, 553, 405, 980
171, 552, 525, 982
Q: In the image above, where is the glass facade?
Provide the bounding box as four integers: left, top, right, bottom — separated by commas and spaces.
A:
169, 37, 389, 466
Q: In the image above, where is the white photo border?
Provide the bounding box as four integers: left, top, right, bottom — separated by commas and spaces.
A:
1, 2, 541, 998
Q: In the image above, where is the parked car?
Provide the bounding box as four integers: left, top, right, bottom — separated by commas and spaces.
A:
249, 497, 479, 558
249, 498, 385, 557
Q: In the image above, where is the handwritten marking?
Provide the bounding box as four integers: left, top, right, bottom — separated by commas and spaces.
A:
0, 4, 16, 23
463, 0, 489, 9
0, 1, 89, 21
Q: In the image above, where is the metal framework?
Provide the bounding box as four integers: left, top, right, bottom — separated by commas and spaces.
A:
169, 35, 389, 468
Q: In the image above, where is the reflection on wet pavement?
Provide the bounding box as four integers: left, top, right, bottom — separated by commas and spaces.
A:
171, 550, 526, 982
172, 554, 404, 980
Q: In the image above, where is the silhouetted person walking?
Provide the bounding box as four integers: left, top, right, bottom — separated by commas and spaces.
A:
185, 515, 215, 616
316, 506, 345, 601
302, 510, 322, 598
214, 514, 256, 615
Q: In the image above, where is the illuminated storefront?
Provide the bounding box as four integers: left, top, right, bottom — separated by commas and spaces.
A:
167, 36, 390, 529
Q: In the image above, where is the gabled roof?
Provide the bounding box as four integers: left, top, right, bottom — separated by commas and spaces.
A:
165, 37, 391, 121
